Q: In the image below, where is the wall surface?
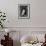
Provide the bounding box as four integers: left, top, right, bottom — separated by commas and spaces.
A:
0, 0, 46, 28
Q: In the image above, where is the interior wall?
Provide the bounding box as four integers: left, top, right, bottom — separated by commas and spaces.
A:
0, 0, 46, 28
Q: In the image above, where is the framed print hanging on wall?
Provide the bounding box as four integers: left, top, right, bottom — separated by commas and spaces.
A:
18, 4, 30, 19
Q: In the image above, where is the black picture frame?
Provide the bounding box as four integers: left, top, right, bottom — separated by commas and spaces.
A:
18, 4, 30, 19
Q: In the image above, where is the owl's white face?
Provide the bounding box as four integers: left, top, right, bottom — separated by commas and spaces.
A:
21, 9, 25, 16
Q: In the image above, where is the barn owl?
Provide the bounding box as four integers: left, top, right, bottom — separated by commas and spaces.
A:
21, 9, 25, 16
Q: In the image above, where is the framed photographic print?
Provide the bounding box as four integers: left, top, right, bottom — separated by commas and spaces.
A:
18, 4, 30, 19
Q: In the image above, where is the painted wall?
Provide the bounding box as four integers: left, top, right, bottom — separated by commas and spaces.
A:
0, 0, 46, 27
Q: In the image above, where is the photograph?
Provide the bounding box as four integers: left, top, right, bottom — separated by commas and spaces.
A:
18, 4, 30, 19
